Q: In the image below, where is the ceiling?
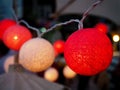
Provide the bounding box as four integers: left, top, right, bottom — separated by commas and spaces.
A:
56, 0, 120, 26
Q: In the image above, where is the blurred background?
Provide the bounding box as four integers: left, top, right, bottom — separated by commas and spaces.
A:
0, 0, 120, 90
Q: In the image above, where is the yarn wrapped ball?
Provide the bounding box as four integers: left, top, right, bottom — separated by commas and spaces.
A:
95, 22, 108, 33
19, 38, 55, 72
53, 40, 65, 55
64, 28, 113, 76
44, 67, 59, 82
2, 25, 32, 51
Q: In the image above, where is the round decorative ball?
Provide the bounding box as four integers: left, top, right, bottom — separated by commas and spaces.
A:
2, 25, 32, 51
53, 40, 65, 54
4, 55, 15, 72
64, 28, 113, 76
0, 19, 16, 40
44, 67, 59, 82
63, 65, 76, 79
19, 38, 55, 72
95, 22, 108, 33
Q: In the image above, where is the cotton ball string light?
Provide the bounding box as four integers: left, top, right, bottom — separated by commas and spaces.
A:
53, 40, 65, 54
64, 28, 113, 76
0, 19, 16, 40
95, 22, 108, 33
63, 65, 76, 79
44, 67, 59, 82
2, 25, 32, 51
4, 55, 15, 72
19, 38, 55, 72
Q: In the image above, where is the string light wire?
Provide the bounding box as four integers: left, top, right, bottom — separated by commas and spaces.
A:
40, 0, 104, 37
12, 0, 104, 37
18, 20, 41, 37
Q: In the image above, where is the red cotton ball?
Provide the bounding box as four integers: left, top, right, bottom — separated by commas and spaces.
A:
0, 19, 16, 40
95, 22, 108, 33
53, 40, 65, 54
2, 25, 32, 51
64, 28, 113, 76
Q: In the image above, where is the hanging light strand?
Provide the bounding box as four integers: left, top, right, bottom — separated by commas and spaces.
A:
12, 0, 104, 38
18, 20, 41, 37
80, 0, 104, 23
11, 8, 19, 24
40, 19, 82, 37
40, 0, 104, 37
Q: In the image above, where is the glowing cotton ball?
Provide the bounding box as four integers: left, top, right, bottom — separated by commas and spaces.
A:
64, 28, 113, 76
44, 67, 59, 82
2, 25, 32, 51
63, 65, 76, 79
0, 19, 16, 40
19, 38, 55, 72
53, 40, 65, 54
95, 22, 108, 33
4, 55, 15, 72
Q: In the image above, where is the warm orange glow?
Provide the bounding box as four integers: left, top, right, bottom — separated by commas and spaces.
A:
13, 35, 18, 40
